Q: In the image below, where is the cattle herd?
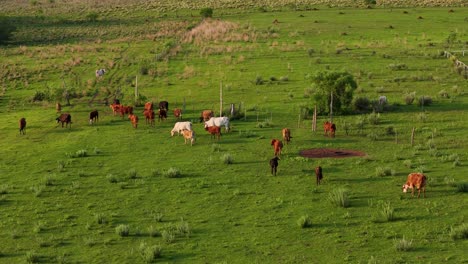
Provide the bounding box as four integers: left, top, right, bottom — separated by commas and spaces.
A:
17, 101, 427, 198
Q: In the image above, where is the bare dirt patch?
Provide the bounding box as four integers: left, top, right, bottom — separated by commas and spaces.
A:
299, 148, 366, 159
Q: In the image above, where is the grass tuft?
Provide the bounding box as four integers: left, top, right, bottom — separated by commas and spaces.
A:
297, 215, 312, 228
328, 188, 350, 208
449, 224, 468, 240
394, 237, 413, 251
164, 167, 181, 178
115, 224, 130, 237
139, 242, 162, 263
221, 153, 233, 164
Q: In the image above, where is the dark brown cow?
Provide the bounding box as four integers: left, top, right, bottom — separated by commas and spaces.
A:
315, 166, 323, 185
270, 139, 283, 156
89, 110, 99, 125
324, 121, 336, 137
19, 118, 26, 135
56, 113, 72, 128
270, 156, 280, 176
159, 101, 169, 111
158, 109, 167, 122
205, 126, 221, 140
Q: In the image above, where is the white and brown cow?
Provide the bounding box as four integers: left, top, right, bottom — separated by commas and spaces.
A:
402, 173, 427, 198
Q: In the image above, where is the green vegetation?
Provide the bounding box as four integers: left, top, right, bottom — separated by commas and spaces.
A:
0, 0, 467, 263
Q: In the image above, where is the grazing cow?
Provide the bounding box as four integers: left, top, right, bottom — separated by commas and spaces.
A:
110, 103, 121, 116
182, 129, 196, 146
315, 166, 323, 185
56, 102, 62, 113
144, 102, 154, 111
95, 68, 106, 77
19, 118, 26, 135
158, 109, 167, 122
159, 101, 169, 111
119, 105, 133, 119
379, 95, 387, 105
171, 121, 193, 136
271, 139, 283, 156
205, 126, 221, 140
173, 108, 182, 120
270, 156, 280, 176
402, 173, 427, 198
282, 128, 291, 144
56, 113, 72, 128
128, 114, 139, 129
204, 117, 230, 132
324, 121, 336, 137
143, 109, 155, 127
200, 110, 214, 122
89, 110, 99, 125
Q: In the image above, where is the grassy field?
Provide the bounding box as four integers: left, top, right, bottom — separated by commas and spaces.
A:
1, 1, 467, 263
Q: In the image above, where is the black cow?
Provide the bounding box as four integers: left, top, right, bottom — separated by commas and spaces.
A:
159, 101, 169, 111
89, 110, 99, 125
56, 113, 72, 128
270, 157, 280, 176
19, 118, 26, 135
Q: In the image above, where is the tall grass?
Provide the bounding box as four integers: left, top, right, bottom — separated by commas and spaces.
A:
328, 188, 350, 208
449, 224, 468, 240
394, 237, 413, 251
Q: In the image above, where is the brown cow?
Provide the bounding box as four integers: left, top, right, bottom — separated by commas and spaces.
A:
158, 109, 167, 122
315, 166, 323, 185
182, 129, 196, 146
324, 121, 336, 137
271, 139, 283, 156
19, 118, 26, 135
56, 113, 72, 128
282, 128, 291, 144
173, 108, 182, 120
200, 110, 214, 122
128, 114, 139, 129
270, 156, 280, 176
89, 110, 99, 125
119, 106, 133, 119
144, 102, 154, 111
402, 173, 427, 198
143, 109, 155, 127
205, 126, 221, 140
110, 103, 121, 116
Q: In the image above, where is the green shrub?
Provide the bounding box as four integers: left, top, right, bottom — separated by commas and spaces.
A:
164, 167, 181, 178
139, 242, 162, 263
176, 219, 191, 237
297, 215, 312, 228
115, 224, 130, 237
0, 17, 17, 45
456, 183, 468, 193
222, 153, 233, 164
353, 97, 371, 112
380, 202, 395, 222
200, 7, 213, 18
449, 223, 468, 240
328, 188, 350, 208
32, 90, 51, 102
394, 237, 413, 251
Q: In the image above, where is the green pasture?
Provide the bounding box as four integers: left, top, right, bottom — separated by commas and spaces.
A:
1, 2, 467, 263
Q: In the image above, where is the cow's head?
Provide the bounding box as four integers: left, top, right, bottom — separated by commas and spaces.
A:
402, 184, 410, 193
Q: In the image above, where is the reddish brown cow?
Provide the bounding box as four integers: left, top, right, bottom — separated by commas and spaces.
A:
205, 126, 221, 140
143, 109, 155, 127
19, 118, 26, 135
271, 139, 283, 156
173, 108, 182, 120
56, 113, 72, 128
144, 102, 154, 111
282, 128, 291, 144
128, 114, 139, 129
315, 166, 323, 185
119, 106, 133, 119
200, 110, 214, 122
402, 173, 427, 198
110, 103, 121, 116
324, 121, 336, 137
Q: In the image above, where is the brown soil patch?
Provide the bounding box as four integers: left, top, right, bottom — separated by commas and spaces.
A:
299, 148, 366, 159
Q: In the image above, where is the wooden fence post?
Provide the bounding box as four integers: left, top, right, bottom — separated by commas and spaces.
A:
312, 105, 317, 132
411, 127, 415, 146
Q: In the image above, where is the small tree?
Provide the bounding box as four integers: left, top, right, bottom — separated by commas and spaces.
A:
312, 71, 357, 116
200, 8, 213, 18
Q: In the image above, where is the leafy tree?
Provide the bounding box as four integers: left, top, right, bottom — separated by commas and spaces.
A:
0, 17, 16, 45
200, 8, 213, 18
311, 71, 357, 115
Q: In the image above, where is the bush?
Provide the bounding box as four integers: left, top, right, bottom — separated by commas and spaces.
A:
328, 188, 350, 208
0, 17, 16, 45
449, 223, 468, 240
297, 215, 312, 228
222, 153, 233, 164
353, 97, 371, 112
115, 224, 130, 237
32, 90, 51, 102
394, 237, 413, 251
164, 167, 181, 178
418, 96, 432, 107
200, 8, 213, 18
404, 92, 415, 105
